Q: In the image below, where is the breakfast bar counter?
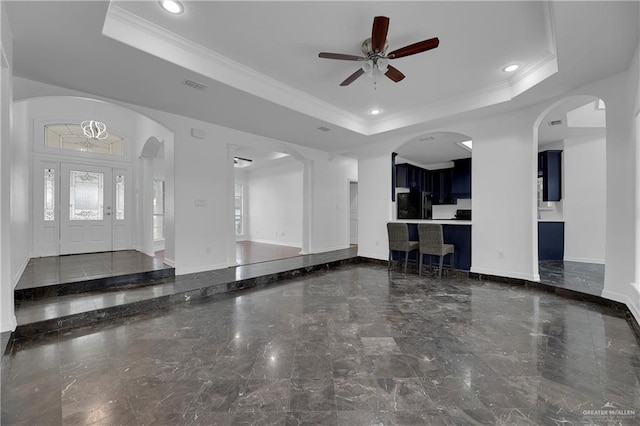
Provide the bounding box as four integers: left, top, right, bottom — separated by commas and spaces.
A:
390, 220, 472, 271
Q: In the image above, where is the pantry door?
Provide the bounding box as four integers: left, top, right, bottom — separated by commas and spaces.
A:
60, 164, 113, 254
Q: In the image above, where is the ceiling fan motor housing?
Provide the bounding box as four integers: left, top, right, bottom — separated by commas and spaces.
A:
362, 38, 388, 56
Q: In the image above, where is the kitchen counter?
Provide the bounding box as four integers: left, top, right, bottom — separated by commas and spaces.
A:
391, 220, 472, 270
391, 219, 472, 225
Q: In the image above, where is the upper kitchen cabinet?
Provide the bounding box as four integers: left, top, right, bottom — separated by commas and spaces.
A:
451, 158, 472, 199
538, 150, 562, 201
396, 163, 424, 189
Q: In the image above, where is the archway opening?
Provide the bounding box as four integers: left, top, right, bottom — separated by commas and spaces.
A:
231, 144, 306, 266
394, 132, 473, 220
534, 95, 606, 296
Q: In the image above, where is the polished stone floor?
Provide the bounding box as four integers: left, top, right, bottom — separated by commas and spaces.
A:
3, 264, 639, 425
538, 260, 605, 297
15, 251, 172, 290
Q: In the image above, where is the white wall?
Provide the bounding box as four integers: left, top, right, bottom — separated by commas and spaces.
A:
310, 155, 358, 252
247, 158, 303, 246
564, 136, 606, 263
0, 1, 16, 332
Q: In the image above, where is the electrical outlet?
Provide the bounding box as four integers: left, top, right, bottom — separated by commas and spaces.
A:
498, 250, 504, 259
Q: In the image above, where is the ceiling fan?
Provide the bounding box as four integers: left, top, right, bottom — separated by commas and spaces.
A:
318, 16, 439, 86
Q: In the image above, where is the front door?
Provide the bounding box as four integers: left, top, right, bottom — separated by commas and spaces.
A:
60, 163, 113, 254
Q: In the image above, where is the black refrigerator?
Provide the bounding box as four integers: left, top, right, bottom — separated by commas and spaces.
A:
397, 191, 432, 219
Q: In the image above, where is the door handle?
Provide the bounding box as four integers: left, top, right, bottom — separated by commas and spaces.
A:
106, 212, 111, 216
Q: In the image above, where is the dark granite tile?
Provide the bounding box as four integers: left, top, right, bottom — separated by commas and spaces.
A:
4, 261, 640, 425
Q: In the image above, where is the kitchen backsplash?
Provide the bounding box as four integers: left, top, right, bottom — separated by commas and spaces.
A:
432, 199, 472, 219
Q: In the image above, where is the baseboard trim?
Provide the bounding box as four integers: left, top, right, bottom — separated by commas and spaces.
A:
12, 256, 30, 289
163, 257, 175, 268
470, 266, 538, 282
247, 238, 302, 248
176, 262, 227, 275
564, 256, 605, 264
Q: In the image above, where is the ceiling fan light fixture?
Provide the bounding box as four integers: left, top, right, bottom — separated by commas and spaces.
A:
377, 58, 389, 73
361, 60, 374, 77
159, 0, 184, 15
502, 63, 520, 73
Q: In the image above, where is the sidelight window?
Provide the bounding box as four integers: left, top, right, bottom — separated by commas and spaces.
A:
235, 183, 243, 236
44, 168, 55, 221
153, 180, 165, 240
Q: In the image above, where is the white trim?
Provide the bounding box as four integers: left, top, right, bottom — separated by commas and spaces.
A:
602, 285, 640, 327
1, 316, 17, 334
176, 262, 228, 275
163, 257, 175, 268
563, 256, 606, 264
248, 238, 302, 248
358, 251, 387, 261
311, 244, 351, 254
470, 266, 540, 282
12, 256, 29, 289
103, 4, 368, 135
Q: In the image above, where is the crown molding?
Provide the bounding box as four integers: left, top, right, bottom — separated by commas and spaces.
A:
103, 2, 558, 137
103, 4, 369, 134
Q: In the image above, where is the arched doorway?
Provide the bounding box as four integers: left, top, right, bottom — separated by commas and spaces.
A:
533, 95, 606, 295
228, 143, 309, 266
22, 96, 174, 261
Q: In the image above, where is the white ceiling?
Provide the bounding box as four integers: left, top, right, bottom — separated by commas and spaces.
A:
5, 1, 639, 155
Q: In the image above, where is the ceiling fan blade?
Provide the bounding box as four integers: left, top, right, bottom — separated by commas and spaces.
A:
340, 68, 365, 86
384, 65, 405, 83
388, 37, 440, 59
371, 16, 390, 53
318, 52, 364, 61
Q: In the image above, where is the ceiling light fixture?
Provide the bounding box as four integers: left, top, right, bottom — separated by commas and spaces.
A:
81, 120, 108, 140
369, 108, 382, 116
159, 0, 184, 15
502, 64, 520, 73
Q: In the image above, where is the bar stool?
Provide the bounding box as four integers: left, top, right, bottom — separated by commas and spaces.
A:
387, 222, 419, 273
417, 223, 455, 278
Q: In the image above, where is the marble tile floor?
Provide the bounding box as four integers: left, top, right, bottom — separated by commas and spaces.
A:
538, 260, 605, 297
11, 247, 359, 339
15, 251, 174, 291
2, 264, 639, 425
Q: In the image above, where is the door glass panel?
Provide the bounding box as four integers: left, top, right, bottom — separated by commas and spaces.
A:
69, 170, 104, 220
44, 168, 55, 221
115, 174, 125, 220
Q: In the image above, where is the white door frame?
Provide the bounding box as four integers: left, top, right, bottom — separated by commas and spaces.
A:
32, 156, 134, 257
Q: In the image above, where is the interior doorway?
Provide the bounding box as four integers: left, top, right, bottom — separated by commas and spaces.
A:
534, 95, 606, 296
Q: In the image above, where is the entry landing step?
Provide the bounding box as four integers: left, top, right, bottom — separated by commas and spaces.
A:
14, 250, 174, 301
10, 248, 360, 342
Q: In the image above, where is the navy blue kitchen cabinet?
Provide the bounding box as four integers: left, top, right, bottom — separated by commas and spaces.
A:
538, 150, 562, 202
430, 169, 453, 205
451, 158, 472, 199
538, 221, 564, 261
396, 163, 424, 190
406, 223, 472, 270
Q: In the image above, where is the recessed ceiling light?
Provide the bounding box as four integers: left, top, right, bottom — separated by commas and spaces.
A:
159, 0, 184, 14
503, 64, 519, 73
369, 108, 381, 116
